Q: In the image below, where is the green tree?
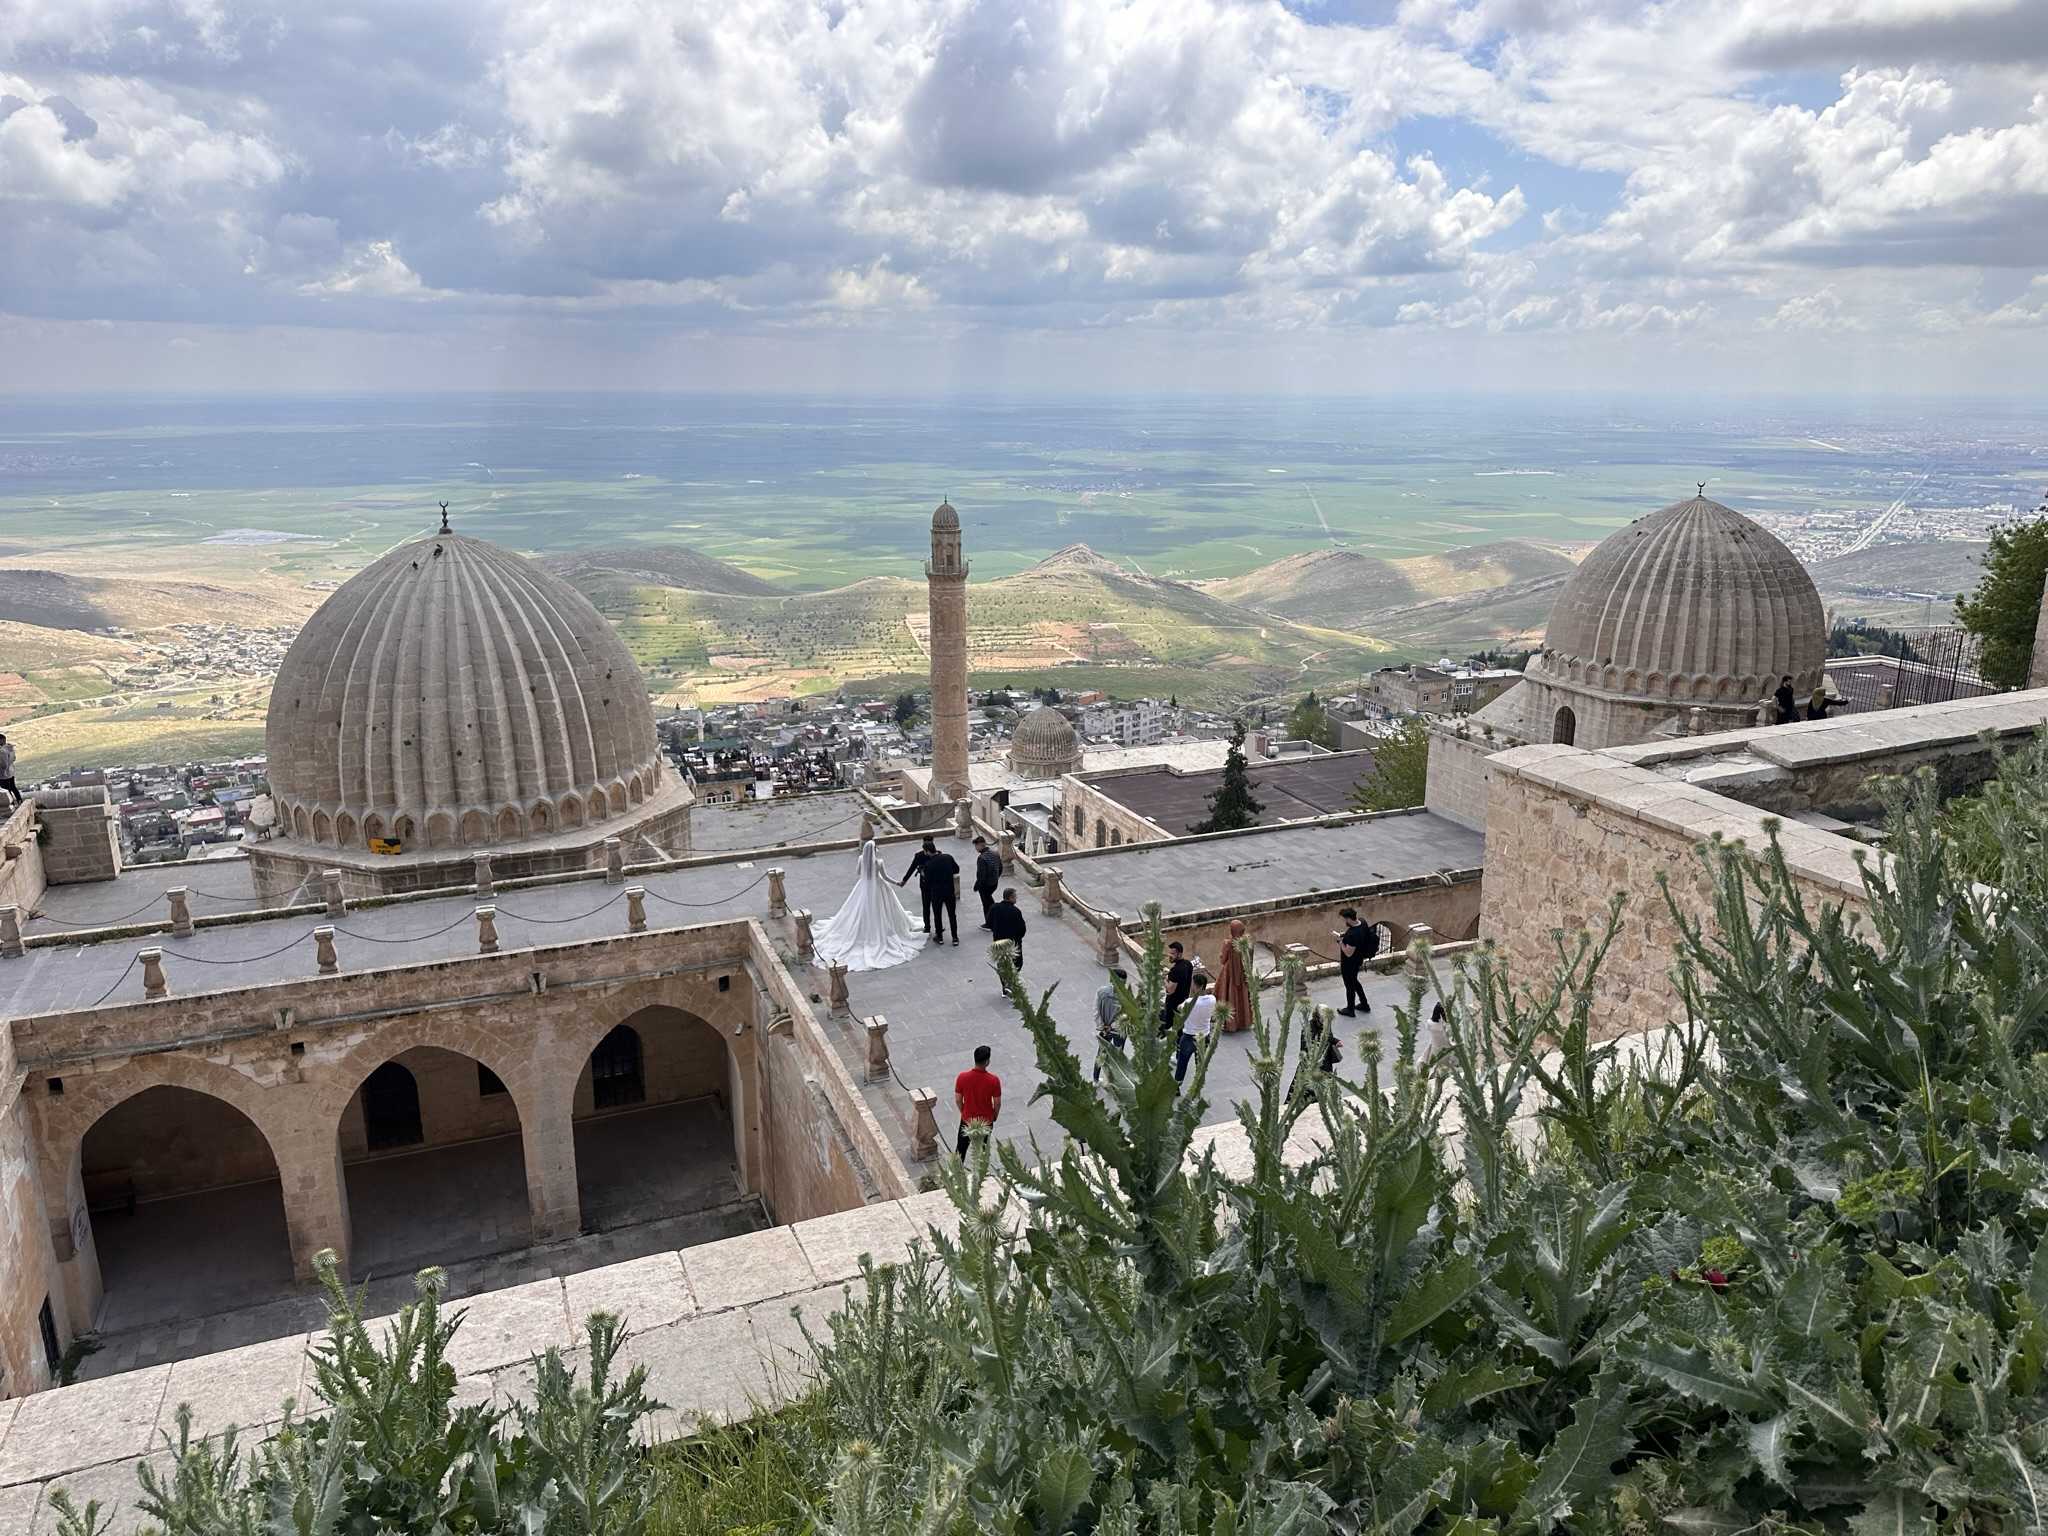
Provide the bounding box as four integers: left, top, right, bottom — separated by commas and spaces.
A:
1351, 715, 1429, 811
1955, 504, 2048, 687
1285, 690, 1335, 747
892, 691, 919, 727
1190, 721, 1263, 833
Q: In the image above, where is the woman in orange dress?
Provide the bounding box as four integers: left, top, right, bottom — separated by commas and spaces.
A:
1216, 919, 1255, 1032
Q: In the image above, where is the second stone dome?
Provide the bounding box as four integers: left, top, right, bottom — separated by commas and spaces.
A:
1527, 494, 1825, 703
264, 531, 664, 850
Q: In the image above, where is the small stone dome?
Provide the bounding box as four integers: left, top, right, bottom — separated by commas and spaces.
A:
1527, 494, 1824, 704
931, 499, 958, 531
1008, 705, 1081, 777
264, 531, 665, 850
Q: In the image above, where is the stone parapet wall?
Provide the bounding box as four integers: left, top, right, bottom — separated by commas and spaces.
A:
1156, 870, 1482, 973
1056, 770, 1170, 849
0, 1026, 61, 1402
1479, 743, 1877, 1042
32, 789, 119, 888
0, 799, 45, 921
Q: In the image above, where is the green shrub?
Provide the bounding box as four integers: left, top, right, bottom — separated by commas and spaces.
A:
788, 758, 2048, 1533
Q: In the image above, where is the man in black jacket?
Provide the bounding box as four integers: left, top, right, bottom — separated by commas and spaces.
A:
972, 836, 1002, 929
898, 837, 940, 933
990, 887, 1027, 993
921, 844, 961, 945
1333, 906, 1377, 1018
1160, 941, 1193, 1033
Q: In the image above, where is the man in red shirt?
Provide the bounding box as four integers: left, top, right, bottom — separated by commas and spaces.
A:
954, 1044, 1002, 1158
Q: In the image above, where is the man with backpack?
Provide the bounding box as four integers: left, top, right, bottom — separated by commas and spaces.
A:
1333, 906, 1377, 1018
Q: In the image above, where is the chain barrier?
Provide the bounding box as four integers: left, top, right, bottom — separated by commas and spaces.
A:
163, 929, 323, 967
333, 912, 477, 946
642, 870, 771, 910
494, 891, 627, 926
88, 953, 142, 1009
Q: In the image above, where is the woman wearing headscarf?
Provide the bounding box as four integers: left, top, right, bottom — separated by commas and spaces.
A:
1216, 919, 1254, 1032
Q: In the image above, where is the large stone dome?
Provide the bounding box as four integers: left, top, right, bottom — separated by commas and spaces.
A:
1526, 494, 1824, 706
1008, 705, 1081, 778
265, 531, 665, 851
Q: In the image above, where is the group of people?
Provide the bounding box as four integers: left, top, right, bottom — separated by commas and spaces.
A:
1774, 674, 1831, 723
812, 833, 1026, 971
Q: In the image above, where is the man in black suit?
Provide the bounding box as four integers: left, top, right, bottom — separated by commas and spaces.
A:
972, 836, 1002, 929
990, 887, 1027, 991
922, 843, 961, 945
898, 837, 940, 933
1160, 941, 1193, 1034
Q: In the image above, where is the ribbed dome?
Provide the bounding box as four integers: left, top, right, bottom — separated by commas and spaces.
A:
931, 499, 958, 530
1008, 705, 1080, 776
1527, 495, 1824, 703
265, 532, 664, 850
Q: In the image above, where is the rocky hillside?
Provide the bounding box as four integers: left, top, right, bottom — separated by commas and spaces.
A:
540, 544, 784, 599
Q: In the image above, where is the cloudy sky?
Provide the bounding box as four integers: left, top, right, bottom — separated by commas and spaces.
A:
3, 0, 2045, 395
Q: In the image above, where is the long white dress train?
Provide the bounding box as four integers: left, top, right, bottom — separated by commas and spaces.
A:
813, 840, 925, 972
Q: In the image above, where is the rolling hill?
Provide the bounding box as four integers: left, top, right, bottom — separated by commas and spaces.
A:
0, 567, 307, 632
538, 545, 784, 598
1201, 540, 1577, 630
1809, 541, 1986, 602
557, 541, 1389, 708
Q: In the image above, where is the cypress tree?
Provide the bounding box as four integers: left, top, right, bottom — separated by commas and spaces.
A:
1191, 721, 1264, 833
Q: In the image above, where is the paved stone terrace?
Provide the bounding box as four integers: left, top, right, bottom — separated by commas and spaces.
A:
1048, 810, 1484, 919
3, 838, 1437, 1167
21, 857, 262, 936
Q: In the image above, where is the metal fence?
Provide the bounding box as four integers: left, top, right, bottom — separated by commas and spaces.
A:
1827, 626, 1990, 714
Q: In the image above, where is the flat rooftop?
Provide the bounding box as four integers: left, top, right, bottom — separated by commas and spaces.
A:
1085, 751, 1377, 836
1050, 810, 1482, 919
686, 792, 878, 852
3, 834, 1439, 1169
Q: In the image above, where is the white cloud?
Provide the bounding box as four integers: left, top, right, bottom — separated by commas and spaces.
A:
297, 239, 428, 299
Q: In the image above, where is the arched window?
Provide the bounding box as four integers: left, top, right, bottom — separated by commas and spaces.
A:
1553, 706, 1577, 746
1095, 821, 1106, 848
1072, 804, 1085, 833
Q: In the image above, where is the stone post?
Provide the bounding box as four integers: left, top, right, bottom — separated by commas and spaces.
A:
827, 960, 850, 1015
0, 905, 22, 959
475, 904, 500, 954
999, 828, 1016, 870
321, 868, 345, 918
604, 836, 624, 884
910, 1088, 940, 1161
1878, 683, 1894, 710
1095, 910, 1123, 966
625, 886, 647, 933
474, 853, 494, 899
140, 946, 167, 998
314, 925, 338, 975
1755, 699, 1772, 728
794, 909, 814, 957
954, 798, 973, 840
167, 886, 194, 937
1405, 924, 1435, 981
1039, 867, 1064, 915
1688, 707, 1706, 736
767, 867, 787, 918
857, 811, 874, 844
865, 1015, 891, 1082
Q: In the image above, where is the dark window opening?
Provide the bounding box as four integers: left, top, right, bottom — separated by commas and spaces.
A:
361, 1062, 424, 1150
39, 1297, 59, 1373
589, 1025, 646, 1110
1553, 706, 1577, 746
478, 1064, 507, 1097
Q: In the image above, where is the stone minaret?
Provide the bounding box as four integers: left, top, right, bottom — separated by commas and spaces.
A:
926, 499, 970, 801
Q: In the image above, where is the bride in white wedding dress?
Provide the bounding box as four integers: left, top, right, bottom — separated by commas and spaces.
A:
813, 839, 925, 972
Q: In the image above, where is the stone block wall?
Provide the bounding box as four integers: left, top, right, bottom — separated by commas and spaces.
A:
1422, 724, 1501, 833
80, 1084, 278, 1203
1480, 744, 1875, 1041
33, 789, 119, 888
0, 1028, 63, 1400
2031, 568, 2048, 691
1056, 770, 1170, 849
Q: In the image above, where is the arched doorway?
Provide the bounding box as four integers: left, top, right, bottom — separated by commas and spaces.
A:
78, 1086, 295, 1335
572, 1005, 749, 1238
338, 1048, 529, 1274
1553, 706, 1577, 745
